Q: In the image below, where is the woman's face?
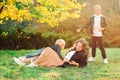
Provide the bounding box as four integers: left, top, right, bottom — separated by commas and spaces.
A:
76, 42, 83, 51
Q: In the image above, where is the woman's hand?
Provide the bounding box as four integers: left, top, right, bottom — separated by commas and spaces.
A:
69, 61, 79, 67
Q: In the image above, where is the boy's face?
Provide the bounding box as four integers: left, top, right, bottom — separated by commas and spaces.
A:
94, 8, 101, 15
61, 43, 65, 50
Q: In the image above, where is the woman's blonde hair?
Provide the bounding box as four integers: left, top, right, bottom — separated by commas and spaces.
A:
69, 38, 89, 56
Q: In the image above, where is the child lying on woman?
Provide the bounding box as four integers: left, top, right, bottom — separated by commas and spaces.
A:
13, 39, 65, 67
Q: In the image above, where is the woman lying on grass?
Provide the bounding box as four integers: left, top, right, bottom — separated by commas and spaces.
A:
61, 38, 89, 68
13, 38, 89, 68
13, 39, 65, 67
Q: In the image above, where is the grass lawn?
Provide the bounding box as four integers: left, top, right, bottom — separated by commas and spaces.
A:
0, 48, 120, 80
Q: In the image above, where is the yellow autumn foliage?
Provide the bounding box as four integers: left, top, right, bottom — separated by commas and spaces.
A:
0, 0, 85, 27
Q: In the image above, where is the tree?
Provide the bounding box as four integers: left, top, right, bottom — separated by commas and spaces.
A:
118, 0, 120, 14
0, 0, 85, 27
111, 0, 120, 14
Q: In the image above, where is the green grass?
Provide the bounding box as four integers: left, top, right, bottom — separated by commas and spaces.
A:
0, 48, 120, 80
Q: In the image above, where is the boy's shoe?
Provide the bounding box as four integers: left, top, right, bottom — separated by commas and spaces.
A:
27, 63, 38, 67
19, 56, 26, 62
13, 57, 25, 66
103, 59, 108, 64
88, 57, 95, 61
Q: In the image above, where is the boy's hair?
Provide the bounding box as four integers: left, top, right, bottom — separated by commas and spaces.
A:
55, 39, 65, 46
94, 4, 102, 10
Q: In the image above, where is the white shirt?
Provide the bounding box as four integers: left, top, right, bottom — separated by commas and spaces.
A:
65, 51, 76, 60
93, 14, 103, 37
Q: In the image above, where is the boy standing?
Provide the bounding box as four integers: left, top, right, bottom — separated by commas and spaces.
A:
77, 5, 108, 64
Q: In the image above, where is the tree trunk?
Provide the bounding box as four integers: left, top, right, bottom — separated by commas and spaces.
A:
118, 0, 120, 14
33, 0, 37, 7
111, 0, 120, 14
0, 5, 4, 13
32, 0, 38, 28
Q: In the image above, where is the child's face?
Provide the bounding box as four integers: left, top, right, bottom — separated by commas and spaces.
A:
61, 43, 65, 50
76, 42, 83, 51
94, 8, 101, 15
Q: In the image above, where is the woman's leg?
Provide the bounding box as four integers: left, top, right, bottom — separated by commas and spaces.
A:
33, 47, 53, 64
27, 47, 63, 67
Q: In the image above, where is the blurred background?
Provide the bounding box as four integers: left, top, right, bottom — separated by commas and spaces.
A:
0, 0, 120, 49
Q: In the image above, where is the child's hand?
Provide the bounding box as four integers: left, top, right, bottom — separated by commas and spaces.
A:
76, 29, 81, 32
99, 27, 105, 31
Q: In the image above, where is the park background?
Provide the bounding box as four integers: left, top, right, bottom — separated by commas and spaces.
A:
0, 0, 120, 49
0, 0, 120, 80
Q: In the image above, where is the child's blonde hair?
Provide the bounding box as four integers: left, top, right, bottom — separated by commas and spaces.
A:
55, 39, 65, 46
94, 4, 102, 10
